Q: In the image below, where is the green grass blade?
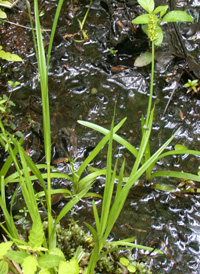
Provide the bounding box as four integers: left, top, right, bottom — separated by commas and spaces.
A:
92, 200, 100, 235
115, 160, 125, 200
0, 178, 19, 239
47, 0, 65, 69
151, 170, 200, 182
99, 114, 115, 239
112, 240, 163, 254
0, 137, 23, 179
34, 0, 52, 246
77, 169, 107, 193
77, 118, 127, 178
55, 185, 91, 224
130, 106, 155, 178
103, 129, 178, 241
78, 118, 139, 159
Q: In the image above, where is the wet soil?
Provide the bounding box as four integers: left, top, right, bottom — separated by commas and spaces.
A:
0, 0, 200, 273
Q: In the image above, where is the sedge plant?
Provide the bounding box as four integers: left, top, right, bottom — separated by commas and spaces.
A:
79, 0, 200, 193
77, 2, 200, 273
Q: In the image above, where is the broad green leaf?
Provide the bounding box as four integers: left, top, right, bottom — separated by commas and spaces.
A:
154, 26, 164, 46
120, 257, 129, 266
162, 11, 194, 23
127, 265, 137, 273
29, 221, 45, 248
0, 0, 11, 7
22, 255, 38, 274
153, 5, 168, 17
142, 24, 149, 37
0, 8, 7, 19
0, 49, 23, 61
49, 248, 65, 259
0, 260, 8, 274
37, 254, 64, 269
137, 0, 154, 13
0, 241, 13, 259
134, 51, 152, 67
5, 250, 28, 264
58, 258, 79, 274
39, 270, 51, 274
132, 14, 150, 24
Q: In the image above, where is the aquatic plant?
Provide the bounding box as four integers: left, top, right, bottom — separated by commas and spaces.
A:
73, 0, 93, 42
184, 79, 199, 94
79, 2, 200, 270
80, 0, 200, 192
0, 0, 199, 273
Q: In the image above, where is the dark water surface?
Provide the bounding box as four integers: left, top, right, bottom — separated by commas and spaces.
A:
0, 0, 200, 273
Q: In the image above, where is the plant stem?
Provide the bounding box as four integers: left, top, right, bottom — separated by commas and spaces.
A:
80, 0, 93, 30
146, 41, 155, 125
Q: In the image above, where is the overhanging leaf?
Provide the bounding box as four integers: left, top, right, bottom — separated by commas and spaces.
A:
37, 254, 64, 269
134, 51, 152, 67
153, 5, 168, 17
162, 11, 194, 22
0, 0, 12, 7
132, 14, 150, 24
5, 250, 28, 264
137, 0, 154, 13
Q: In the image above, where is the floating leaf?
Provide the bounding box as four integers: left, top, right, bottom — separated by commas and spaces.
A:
22, 255, 38, 274
0, 241, 13, 259
0, 260, 8, 274
137, 0, 154, 13
162, 11, 194, 23
134, 52, 152, 67
0, 48, 23, 62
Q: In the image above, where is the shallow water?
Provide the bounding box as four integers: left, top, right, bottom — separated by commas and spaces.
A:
0, 0, 200, 273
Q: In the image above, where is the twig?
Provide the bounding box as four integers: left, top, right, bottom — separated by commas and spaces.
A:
2, 19, 51, 32
162, 70, 184, 117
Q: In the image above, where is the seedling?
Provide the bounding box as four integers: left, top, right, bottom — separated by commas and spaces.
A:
74, 0, 93, 43
184, 79, 199, 94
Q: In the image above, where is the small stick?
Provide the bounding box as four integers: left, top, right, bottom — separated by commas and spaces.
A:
162, 70, 184, 117
2, 19, 51, 32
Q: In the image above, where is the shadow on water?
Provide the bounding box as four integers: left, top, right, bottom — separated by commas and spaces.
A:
0, 0, 200, 273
